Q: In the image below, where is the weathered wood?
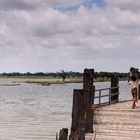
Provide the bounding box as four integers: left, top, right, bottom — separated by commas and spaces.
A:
69, 89, 85, 140
59, 128, 68, 140
56, 132, 58, 140
138, 84, 140, 99
83, 69, 94, 133
92, 101, 140, 140
69, 68, 95, 139
94, 87, 120, 107
111, 74, 119, 102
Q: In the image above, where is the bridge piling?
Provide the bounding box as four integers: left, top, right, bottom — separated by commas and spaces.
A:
111, 74, 119, 103
69, 69, 95, 140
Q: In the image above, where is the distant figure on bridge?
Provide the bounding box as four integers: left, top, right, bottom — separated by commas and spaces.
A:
128, 67, 140, 109
128, 67, 139, 82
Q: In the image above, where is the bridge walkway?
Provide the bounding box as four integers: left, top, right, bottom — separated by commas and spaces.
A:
92, 100, 140, 140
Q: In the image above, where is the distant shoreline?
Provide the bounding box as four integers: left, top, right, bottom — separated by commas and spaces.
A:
0, 76, 128, 86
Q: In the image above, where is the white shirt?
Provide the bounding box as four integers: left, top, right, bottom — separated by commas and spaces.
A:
129, 80, 139, 89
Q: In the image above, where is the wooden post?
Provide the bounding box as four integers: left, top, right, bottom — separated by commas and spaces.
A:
69, 89, 85, 140
56, 133, 58, 140
109, 88, 111, 104
138, 84, 140, 100
99, 90, 101, 107
111, 74, 119, 102
69, 68, 95, 139
59, 128, 68, 140
83, 69, 94, 133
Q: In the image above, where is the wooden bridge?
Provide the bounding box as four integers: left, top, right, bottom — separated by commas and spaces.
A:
57, 69, 140, 140
86, 100, 140, 140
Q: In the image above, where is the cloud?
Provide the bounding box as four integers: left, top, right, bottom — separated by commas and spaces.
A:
106, 0, 140, 8
0, 0, 35, 10
43, 0, 84, 6
0, 0, 140, 72
0, 0, 84, 11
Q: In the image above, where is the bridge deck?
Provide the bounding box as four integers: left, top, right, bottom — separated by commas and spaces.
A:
86, 100, 140, 140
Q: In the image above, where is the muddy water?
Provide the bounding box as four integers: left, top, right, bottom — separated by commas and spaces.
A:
0, 79, 131, 140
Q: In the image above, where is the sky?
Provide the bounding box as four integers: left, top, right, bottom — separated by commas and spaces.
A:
0, 0, 140, 73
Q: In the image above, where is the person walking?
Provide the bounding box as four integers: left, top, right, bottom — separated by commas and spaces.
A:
129, 76, 139, 109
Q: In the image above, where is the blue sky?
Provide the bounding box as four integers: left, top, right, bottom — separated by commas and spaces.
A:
85, 0, 105, 7
57, 0, 105, 11
0, 0, 139, 73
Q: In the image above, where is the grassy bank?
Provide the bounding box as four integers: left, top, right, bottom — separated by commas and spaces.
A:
25, 77, 125, 85
25, 78, 83, 86
0, 76, 128, 86
0, 84, 20, 86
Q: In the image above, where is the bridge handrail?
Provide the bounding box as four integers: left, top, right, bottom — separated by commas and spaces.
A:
93, 86, 119, 107
95, 86, 119, 92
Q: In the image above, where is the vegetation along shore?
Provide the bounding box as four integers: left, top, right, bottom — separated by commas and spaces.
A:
0, 71, 129, 86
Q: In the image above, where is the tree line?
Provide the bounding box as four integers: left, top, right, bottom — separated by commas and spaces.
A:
0, 71, 129, 79
0, 71, 82, 77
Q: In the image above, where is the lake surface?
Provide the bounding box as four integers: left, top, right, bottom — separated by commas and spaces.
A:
0, 79, 132, 140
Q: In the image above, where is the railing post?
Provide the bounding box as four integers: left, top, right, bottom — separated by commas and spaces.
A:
99, 90, 101, 107
111, 74, 119, 103
109, 88, 111, 104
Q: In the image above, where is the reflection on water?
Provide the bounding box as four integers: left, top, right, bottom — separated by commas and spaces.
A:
0, 79, 131, 140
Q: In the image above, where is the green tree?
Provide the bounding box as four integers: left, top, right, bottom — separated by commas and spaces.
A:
60, 69, 67, 82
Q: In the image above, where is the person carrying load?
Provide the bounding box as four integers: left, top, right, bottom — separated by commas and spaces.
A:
128, 67, 140, 109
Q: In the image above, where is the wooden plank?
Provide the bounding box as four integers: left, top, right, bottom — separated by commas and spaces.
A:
92, 100, 140, 140
95, 87, 118, 92
94, 92, 119, 99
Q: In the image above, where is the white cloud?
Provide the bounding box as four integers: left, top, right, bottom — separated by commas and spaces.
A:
110, 8, 140, 29
0, 0, 84, 11
0, 0, 140, 72
42, 0, 84, 6
106, 0, 140, 8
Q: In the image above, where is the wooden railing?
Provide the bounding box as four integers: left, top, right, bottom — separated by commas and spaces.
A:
56, 69, 119, 140
93, 86, 119, 107
92, 86, 119, 140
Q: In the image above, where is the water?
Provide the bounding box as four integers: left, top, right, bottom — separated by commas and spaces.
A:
0, 79, 131, 140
